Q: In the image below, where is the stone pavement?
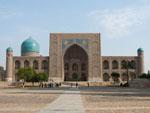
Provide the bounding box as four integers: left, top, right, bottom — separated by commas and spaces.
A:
39, 88, 85, 113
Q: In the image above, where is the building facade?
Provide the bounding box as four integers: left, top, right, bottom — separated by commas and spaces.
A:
6, 33, 144, 83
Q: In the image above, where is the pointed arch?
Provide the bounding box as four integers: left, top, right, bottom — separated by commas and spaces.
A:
15, 60, 21, 69
63, 43, 88, 57
33, 60, 38, 69
103, 60, 109, 69
24, 60, 30, 68
64, 44, 88, 81
112, 60, 119, 69
42, 60, 48, 70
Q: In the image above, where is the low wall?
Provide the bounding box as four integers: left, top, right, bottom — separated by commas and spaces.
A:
129, 79, 150, 88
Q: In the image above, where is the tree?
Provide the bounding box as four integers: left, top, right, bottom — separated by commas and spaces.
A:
140, 73, 150, 79
31, 73, 40, 86
17, 68, 48, 87
25, 68, 35, 82
38, 72, 48, 82
111, 72, 120, 84
17, 68, 36, 83
17, 68, 26, 80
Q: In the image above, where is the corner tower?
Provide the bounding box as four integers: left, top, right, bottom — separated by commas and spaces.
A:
137, 48, 144, 76
6, 47, 13, 83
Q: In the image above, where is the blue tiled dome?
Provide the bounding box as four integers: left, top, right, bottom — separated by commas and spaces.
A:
137, 48, 144, 52
6, 47, 13, 52
21, 37, 40, 54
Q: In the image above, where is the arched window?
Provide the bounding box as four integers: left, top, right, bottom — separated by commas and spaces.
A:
121, 73, 128, 81
103, 73, 110, 82
112, 60, 119, 69
103, 60, 109, 69
72, 63, 78, 71
111, 72, 120, 83
64, 72, 69, 81
121, 60, 127, 69
130, 60, 136, 69
33, 60, 38, 70
42, 60, 48, 70
130, 72, 136, 80
65, 63, 69, 70
15, 60, 20, 69
81, 63, 86, 71
81, 73, 87, 81
24, 60, 30, 68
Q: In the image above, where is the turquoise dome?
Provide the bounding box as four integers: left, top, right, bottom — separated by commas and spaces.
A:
6, 47, 13, 52
138, 48, 144, 52
21, 37, 40, 54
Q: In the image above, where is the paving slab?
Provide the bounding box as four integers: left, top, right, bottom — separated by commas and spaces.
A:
39, 88, 85, 113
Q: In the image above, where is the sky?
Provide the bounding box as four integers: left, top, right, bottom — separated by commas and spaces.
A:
0, 0, 150, 72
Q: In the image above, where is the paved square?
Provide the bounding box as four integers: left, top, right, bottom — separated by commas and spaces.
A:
0, 87, 150, 113
80, 87, 150, 113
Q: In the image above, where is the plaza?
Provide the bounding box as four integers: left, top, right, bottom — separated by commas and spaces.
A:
2, 33, 149, 113
0, 85, 150, 113
0, 1, 150, 113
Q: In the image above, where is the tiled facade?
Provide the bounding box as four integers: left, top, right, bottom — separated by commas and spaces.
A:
6, 33, 144, 83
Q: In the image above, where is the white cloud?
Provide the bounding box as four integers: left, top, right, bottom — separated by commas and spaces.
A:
88, 2, 150, 39
0, 8, 23, 20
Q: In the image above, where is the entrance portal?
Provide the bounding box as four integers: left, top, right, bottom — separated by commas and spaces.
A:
64, 44, 88, 81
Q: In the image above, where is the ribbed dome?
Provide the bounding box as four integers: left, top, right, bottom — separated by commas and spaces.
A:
6, 47, 13, 52
21, 37, 40, 55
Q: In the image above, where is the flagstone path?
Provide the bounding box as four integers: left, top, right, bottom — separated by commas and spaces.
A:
39, 88, 85, 113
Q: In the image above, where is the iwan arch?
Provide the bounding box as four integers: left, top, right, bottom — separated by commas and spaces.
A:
6, 33, 144, 83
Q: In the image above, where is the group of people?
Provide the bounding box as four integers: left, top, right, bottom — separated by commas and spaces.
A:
70, 82, 79, 88
19, 81, 91, 88
39, 82, 61, 88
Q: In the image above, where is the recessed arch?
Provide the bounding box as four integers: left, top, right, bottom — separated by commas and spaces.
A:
112, 60, 119, 69
63, 43, 88, 57
121, 73, 128, 81
15, 60, 21, 69
24, 60, 30, 68
42, 60, 48, 70
103, 60, 109, 69
63, 44, 88, 81
33, 60, 38, 70
130, 60, 136, 69
103, 73, 110, 82
121, 60, 127, 69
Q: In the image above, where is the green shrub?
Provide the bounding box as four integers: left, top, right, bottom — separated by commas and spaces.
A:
140, 73, 150, 79
17, 68, 48, 83
111, 72, 120, 83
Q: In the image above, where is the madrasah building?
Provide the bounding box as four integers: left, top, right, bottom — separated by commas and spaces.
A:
6, 33, 144, 83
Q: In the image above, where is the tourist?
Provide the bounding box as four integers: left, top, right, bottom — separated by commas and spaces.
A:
76, 82, 78, 88
87, 82, 90, 87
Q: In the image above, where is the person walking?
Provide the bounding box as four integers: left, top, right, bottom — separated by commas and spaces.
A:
76, 82, 78, 88
87, 82, 90, 87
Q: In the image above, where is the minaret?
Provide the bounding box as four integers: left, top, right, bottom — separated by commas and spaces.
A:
6, 47, 13, 83
137, 48, 144, 76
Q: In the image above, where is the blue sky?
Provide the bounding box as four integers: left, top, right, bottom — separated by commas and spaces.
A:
0, 0, 150, 72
